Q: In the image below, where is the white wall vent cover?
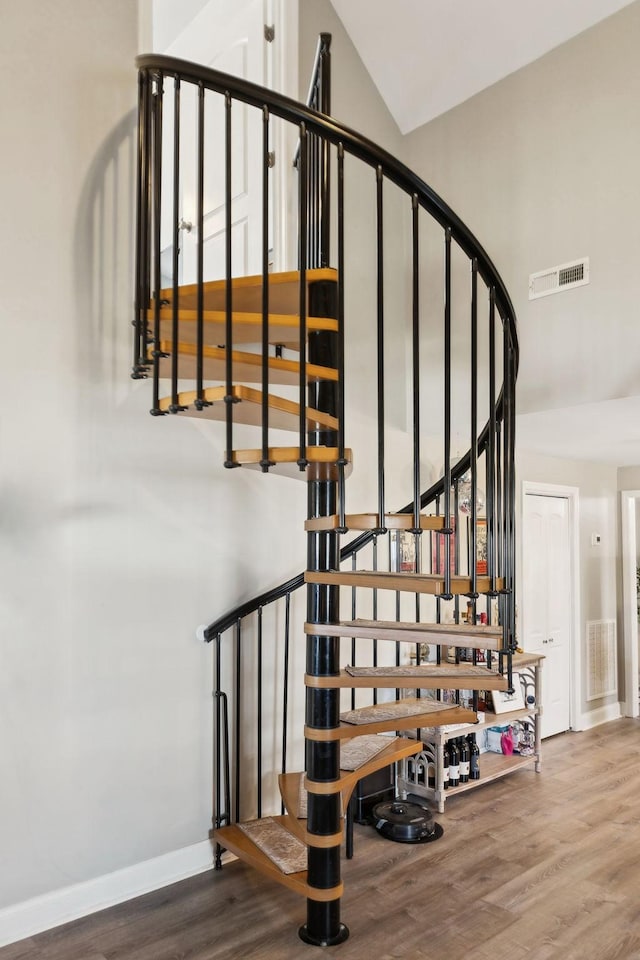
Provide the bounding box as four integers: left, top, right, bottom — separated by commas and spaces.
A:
586, 619, 617, 701
529, 257, 589, 300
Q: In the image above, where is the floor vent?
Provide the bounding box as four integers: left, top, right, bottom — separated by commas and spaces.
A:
586, 619, 617, 701
529, 257, 589, 300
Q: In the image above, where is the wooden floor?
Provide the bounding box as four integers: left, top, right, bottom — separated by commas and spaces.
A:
3, 719, 640, 960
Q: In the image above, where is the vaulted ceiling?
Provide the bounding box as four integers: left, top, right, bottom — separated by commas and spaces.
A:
329, 0, 637, 133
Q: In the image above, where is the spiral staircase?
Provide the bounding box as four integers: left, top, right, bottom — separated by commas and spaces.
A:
133, 36, 518, 948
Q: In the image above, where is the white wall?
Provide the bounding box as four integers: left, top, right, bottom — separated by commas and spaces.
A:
0, 0, 419, 944
0, 0, 313, 936
403, 2, 640, 418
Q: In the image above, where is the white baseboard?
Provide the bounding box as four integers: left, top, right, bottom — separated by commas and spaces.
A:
0, 839, 216, 948
575, 701, 623, 731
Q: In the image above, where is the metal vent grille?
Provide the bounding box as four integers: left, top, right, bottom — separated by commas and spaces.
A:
529, 257, 589, 300
586, 619, 617, 701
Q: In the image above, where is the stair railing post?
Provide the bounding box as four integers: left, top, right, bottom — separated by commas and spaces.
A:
300, 236, 348, 944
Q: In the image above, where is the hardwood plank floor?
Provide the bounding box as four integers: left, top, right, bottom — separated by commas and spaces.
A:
3, 719, 640, 960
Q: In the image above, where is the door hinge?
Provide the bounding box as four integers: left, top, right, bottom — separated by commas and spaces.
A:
264, 24, 275, 42
267, 151, 276, 168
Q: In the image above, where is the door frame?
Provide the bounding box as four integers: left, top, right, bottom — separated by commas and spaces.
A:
521, 481, 581, 731
620, 490, 640, 718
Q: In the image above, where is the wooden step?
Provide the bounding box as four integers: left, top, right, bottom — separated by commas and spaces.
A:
305, 570, 504, 596
214, 816, 342, 901
159, 267, 337, 315
152, 268, 338, 351
279, 736, 423, 844
304, 699, 475, 741
305, 619, 503, 651
152, 308, 337, 351
229, 446, 352, 476
157, 384, 338, 432
305, 663, 508, 691
304, 513, 445, 532
153, 341, 337, 385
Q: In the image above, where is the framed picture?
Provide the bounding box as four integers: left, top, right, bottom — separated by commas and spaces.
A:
431, 517, 455, 575
390, 530, 417, 573
468, 517, 488, 575
490, 672, 525, 714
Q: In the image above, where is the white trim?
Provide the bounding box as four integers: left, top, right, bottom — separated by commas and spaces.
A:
575, 701, 623, 731
521, 482, 581, 732
620, 490, 640, 718
0, 840, 215, 948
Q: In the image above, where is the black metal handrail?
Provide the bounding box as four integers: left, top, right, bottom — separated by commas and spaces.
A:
135, 52, 519, 351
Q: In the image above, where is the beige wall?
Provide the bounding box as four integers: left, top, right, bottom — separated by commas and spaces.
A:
404, 2, 640, 418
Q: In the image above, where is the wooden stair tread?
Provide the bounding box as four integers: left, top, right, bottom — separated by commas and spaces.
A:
215, 818, 342, 901
304, 570, 504, 596
152, 308, 338, 350
159, 267, 337, 316
304, 513, 445, 532
305, 664, 508, 690
280, 737, 423, 831
153, 341, 337, 385
229, 447, 352, 478
157, 385, 338, 432
305, 619, 503, 651
305, 700, 476, 740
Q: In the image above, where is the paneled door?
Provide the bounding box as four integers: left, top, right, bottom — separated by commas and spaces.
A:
522, 492, 573, 737
163, 0, 274, 284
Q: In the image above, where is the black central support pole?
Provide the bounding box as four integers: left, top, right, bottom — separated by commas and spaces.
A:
299, 282, 349, 947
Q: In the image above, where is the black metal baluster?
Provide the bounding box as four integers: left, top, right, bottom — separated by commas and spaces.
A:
505, 323, 516, 687
282, 591, 291, 782
298, 123, 308, 469
311, 133, 318, 268
372, 535, 378, 705
195, 81, 208, 411
319, 37, 331, 269
376, 167, 386, 532
443, 228, 452, 596
224, 93, 237, 467
133, 69, 149, 379
151, 71, 165, 418
214, 635, 223, 868
412, 194, 421, 533
351, 554, 357, 711
487, 288, 497, 594
234, 619, 241, 823
496, 418, 503, 576
261, 107, 273, 471
257, 607, 263, 818
169, 75, 184, 414
337, 144, 346, 530
470, 259, 478, 599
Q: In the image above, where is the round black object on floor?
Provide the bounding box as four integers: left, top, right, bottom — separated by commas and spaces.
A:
372, 798, 444, 844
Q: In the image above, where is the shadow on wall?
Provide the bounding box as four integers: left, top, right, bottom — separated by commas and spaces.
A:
73, 107, 137, 411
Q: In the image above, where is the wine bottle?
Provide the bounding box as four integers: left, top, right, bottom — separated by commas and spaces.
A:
443, 743, 450, 790
448, 738, 460, 787
458, 735, 470, 783
468, 733, 480, 780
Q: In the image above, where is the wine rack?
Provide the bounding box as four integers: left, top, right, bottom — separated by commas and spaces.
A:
397, 652, 543, 813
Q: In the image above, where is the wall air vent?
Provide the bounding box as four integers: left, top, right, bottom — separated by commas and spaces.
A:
529, 257, 589, 300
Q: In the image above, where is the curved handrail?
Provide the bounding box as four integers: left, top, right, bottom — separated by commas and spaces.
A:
136, 53, 518, 359
202, 432, 495, 640
136, 53, 518, 642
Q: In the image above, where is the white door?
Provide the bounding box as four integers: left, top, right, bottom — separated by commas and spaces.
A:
163, 0, 275, 283
522, 493, 573, 737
